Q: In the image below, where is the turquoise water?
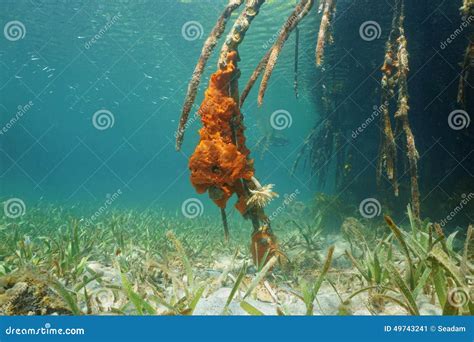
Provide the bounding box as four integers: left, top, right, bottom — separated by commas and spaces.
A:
0, 0, 472, 318
0, 0, 472, 227
0, 0, 321, 218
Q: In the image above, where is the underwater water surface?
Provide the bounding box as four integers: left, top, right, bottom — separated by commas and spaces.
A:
0, 0, 472, 316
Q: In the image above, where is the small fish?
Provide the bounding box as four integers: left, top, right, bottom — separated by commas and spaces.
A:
270, 134, 290, 147
143, 73, 152, 79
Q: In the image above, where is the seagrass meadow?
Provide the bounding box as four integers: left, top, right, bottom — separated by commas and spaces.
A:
0, 0, 472, 316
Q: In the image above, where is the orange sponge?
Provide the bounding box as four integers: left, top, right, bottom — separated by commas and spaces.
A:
189, 51, 254, 214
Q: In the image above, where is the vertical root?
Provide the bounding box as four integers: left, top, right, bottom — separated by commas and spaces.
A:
175, 0, 244, 151
294, 26, 300, 98
457, 42, 474, 107
218, 0, 266, 68
257, 0, 314, 106
221, 208, 230, 242
315, 0, 337, 66
377, 0, 420, 218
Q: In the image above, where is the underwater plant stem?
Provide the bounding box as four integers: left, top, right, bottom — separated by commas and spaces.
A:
457, 41, 474, 107
243, 255, 278, 299
384, 215, 415, 290
258, 0, 314, 106
220, 208, 230, 243
461, 225, 473, 275
315, 0, 337, 66
175, 0, 244, 151
394, 2, 421, 219
240, 49, 271, 107
250, 176, 262, 189
377, 0, 420, 218
228, 60, 263, 231
218, 0, 266, 69
377, 0, 400, 195
228, 57, 264, 232
306, 245, 334, 315
294, 26, 299, 98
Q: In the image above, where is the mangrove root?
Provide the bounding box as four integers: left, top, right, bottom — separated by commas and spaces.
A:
257, 0, 314, 106
377, 0, 421, 219
316, 0, 337, 66
176, 0, 244, 151
218, 0, 266, 68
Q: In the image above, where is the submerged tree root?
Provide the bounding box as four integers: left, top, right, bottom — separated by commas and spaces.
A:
176, 0, 244, 151
377, 0, 421, 219
257, 0, 314, 106
316, 0, 337, 66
